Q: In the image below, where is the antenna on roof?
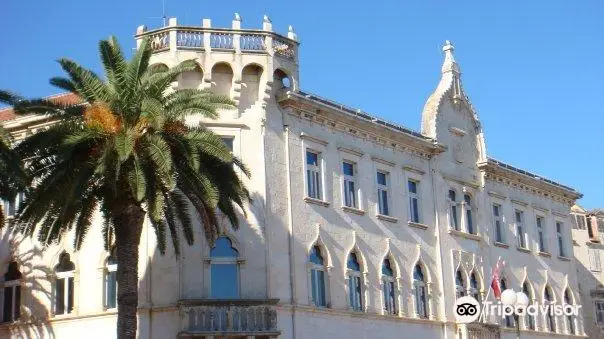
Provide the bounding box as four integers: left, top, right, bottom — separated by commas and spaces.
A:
148, 0, 167, 27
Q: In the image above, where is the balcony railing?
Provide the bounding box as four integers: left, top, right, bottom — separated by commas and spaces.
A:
135, 17, 298, 60
179, 299, 280, 337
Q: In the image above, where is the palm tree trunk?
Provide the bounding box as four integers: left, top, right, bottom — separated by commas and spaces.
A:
113, 203, 145, 339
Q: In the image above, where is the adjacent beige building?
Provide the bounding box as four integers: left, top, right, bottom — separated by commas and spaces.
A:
0, 14, 588, 339
571, 206, 604, 338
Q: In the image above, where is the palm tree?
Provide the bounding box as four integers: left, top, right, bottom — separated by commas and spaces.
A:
10, 37, 250, 339
0, 90, 26, 227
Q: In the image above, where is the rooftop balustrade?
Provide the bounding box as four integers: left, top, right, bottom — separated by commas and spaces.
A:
135, 14, 298, 61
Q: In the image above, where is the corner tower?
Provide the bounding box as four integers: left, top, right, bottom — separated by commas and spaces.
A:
135, 14, 299, 117
421, 41, 487, 170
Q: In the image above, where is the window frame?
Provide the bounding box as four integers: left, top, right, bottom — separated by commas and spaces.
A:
536, 215, 547, 253
556, 221, 566, 257
463, 193, 475, 234
376, 171, 390, 216
381, 258, 397, 315
104, 261, 117, 310
2, 278, 21, 323
413, 264, 429, 319
54, 271, 75, 316
208, 236, 241, 299
492, 203, 505, 244
407, 179, 421, 223
305, 149, 323, 200
544, 286, 557, 332
308, 244, 329, 308
346, 252, 364, 312
342, 161, 358, 209
595, 300, 604, 327
448, 190, 460, 230
515, 210, 527, 249
455, 269, 465, 299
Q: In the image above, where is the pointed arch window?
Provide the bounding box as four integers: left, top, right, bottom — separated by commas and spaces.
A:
104, 248, 117, 310
544, 286, 556, 332
501, 278, 514, 327
564, 289, 575, 335
413, 264, 428, 318
455, 270, 465, 299
2, 261, 21, 323
448, 190, 460, 230
522, 282, 535, 330
210, 236, 239, 298
469, 272, 480, 301
382, 258, 396, 315
347, 252, 363, 311
54, 252, 75, 316
309, 245, 327, 307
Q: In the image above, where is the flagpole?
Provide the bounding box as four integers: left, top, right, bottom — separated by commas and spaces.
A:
479, 256, 502, 323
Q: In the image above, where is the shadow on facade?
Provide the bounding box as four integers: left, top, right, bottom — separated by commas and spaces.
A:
0, 230, 55, 338
574, 251, 601, 337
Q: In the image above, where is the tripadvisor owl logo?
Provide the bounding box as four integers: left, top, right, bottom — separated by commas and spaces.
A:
454, 296, 481, 323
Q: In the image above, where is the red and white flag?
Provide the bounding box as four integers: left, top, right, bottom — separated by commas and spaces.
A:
490, 257, 505, 299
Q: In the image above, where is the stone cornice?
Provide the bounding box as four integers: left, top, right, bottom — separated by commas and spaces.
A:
279, 92, 445, 159
478, 159, 580, 205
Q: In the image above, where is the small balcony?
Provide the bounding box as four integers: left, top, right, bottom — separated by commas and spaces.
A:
179, 299, 280, 338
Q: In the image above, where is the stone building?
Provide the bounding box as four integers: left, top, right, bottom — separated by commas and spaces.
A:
571, 205, 604, 338
0, 14, 586, 339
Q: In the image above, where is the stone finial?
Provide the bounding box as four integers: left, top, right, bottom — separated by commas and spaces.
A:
136, 25, 147, 35
168, 17, 177, 27
232, 13, 241, 29
263, 15, 273, 31
202, 18, 211, 28
287, 25, 297, 41
441, 40, 459, 74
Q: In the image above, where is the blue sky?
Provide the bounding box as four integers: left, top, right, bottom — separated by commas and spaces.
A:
2, 1, 602, 208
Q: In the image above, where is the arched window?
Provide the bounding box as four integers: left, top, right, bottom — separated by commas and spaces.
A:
54, 252, 75, 315
179, 65, 203, 89
522, 281, 535, 330
210, 63, 233, 97
239, 64, 263, 111
347, 252, 363, 311
500, 278, 514, 327
210, 237, 239, 298
455, 269, 465, 299
544, 286, 556, 332
448, 190, 460, 230
464, 194, 475, 234
309, 245, 327, 307
413, 264, 428, 318
104, 247, 117, 310
382, 258, 396, 315
564, 288, 575, 335
469, 271, 480, 301
2, 261, 21, 322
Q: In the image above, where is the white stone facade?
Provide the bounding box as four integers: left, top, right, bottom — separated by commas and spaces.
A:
0, 15, 587, 339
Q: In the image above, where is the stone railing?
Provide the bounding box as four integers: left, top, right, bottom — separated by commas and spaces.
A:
179, 299, 280, 336
135, 15, 298, 60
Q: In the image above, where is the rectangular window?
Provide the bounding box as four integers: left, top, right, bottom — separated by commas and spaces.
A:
383, 280, 396, 315
2, 285, 20, 323
556, 222, 565, 257
104, 270, 117, 309
408, 180, 420, 223
516, 210, 526, 248
589, 249, 602, 272
306, 150, 322, 200
464, 194, 474, 234
449, 190, 459, 230
377, 171, 389, 216
596, 301, 604, 326
348, 276, 363, 311
342, 162, 357, 208
493, 204, 504, 243
311, 269, 326, 307
536, 216, 547, 252
55, 276, 74, 315
221, 137, 234, 152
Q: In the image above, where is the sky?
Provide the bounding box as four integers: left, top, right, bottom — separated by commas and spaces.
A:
1, 1, 602, 208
